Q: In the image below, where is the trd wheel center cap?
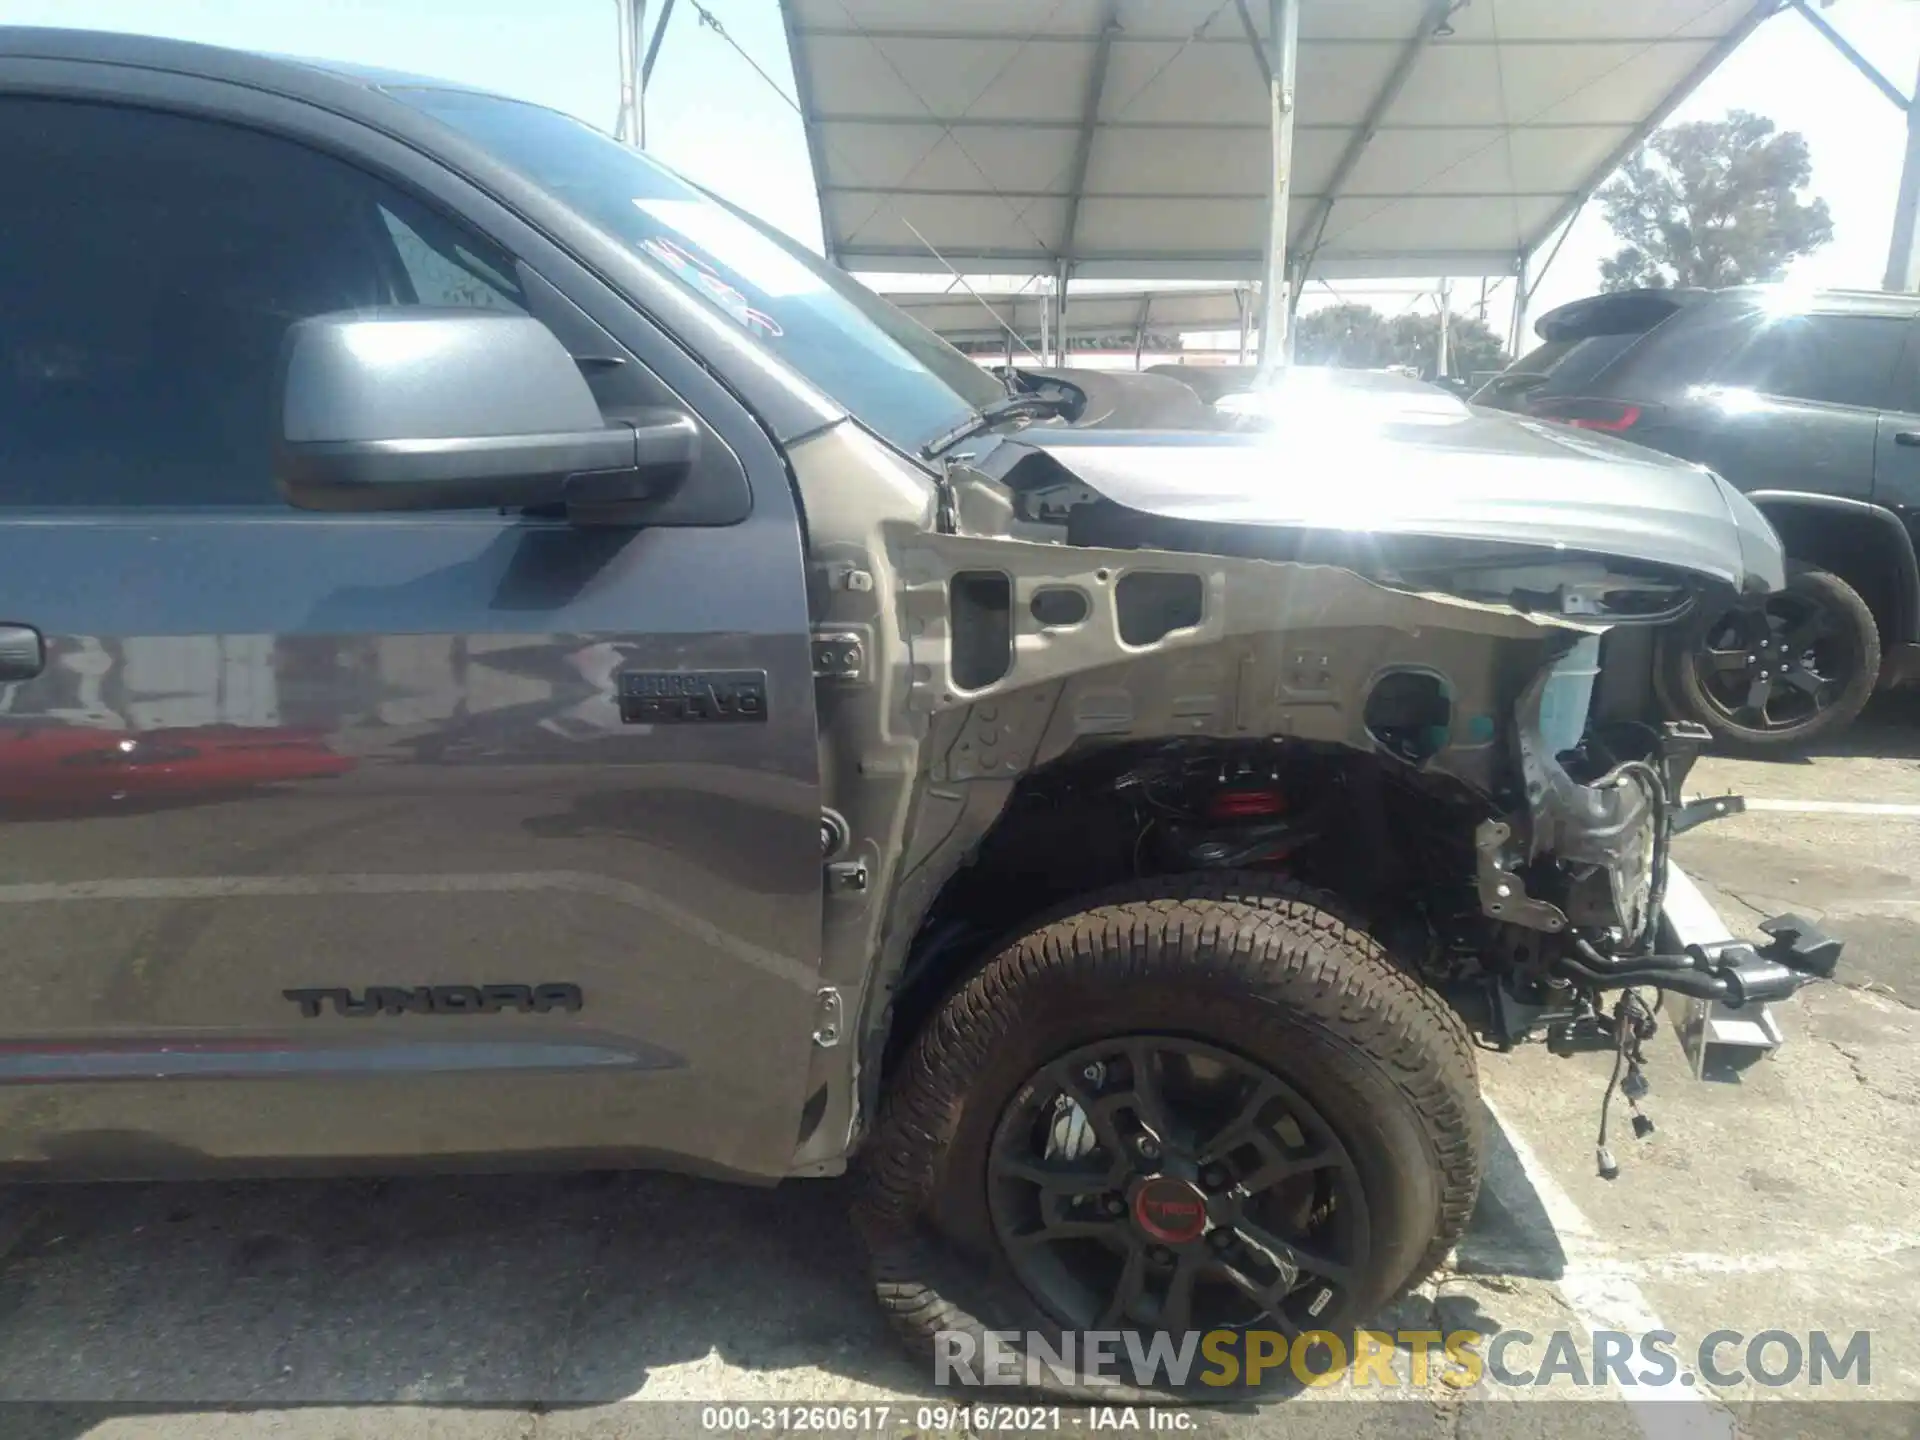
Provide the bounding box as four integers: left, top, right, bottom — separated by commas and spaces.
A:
1132, 1177, 1208, 1244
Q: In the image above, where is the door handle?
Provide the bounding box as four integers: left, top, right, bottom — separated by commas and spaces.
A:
0, 624, 45, 681
1896, 431, 1920, 447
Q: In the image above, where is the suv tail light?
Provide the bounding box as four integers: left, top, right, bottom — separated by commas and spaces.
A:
1527, 396, 1654, 432
1207, 788, 1287, 820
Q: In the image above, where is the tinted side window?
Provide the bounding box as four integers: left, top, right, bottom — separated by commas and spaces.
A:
1603, 305, 1756, 393
381, 206, 524, 310
1534, 333, 1641, 391
0, 98, 525, 508
1478, 332, 1652, 409
1710, 313, 1907, 411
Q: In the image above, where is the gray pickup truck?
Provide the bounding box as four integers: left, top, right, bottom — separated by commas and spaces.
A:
0, 28, 1841, 1396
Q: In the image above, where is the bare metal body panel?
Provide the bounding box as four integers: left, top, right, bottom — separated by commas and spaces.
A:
784, 422, 1596, 1170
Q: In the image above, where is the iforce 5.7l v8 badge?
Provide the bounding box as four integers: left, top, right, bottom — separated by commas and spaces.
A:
618, 670, 767, 724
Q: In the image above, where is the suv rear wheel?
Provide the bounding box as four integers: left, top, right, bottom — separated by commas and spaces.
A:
855, 874, 1480, 1399
1662, 562, 1879, 751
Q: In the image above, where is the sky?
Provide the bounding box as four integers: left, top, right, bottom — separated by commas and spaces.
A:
3, 0, 1917, 347
0, 0, 825, 251
1522, 0, 1920, 320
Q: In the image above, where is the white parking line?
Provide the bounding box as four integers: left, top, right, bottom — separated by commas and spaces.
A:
1481, 1098, 1734, 1439
1714, 798, 1920, 817
1463, 1227, 1920, 1279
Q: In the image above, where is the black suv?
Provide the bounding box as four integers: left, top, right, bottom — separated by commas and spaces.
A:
1478, 286, 1920, 748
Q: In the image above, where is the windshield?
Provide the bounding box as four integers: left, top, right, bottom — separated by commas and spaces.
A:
392, 87, 1006, 454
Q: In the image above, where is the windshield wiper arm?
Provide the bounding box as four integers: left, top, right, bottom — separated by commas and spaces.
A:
921, 392, 1076, 460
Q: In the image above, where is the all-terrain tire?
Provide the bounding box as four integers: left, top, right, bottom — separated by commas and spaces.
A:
854, 872, 1481, 1399
1661, 561, 1879, 752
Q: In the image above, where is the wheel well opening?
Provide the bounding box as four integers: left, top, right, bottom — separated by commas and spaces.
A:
879, 739, 1486, 1075
1759, 505, 1903, 643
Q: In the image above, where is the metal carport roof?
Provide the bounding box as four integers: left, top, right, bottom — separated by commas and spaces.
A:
778, 0, 1778, 281
887, 285, 1250, 343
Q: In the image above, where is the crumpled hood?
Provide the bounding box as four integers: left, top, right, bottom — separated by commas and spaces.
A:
1020, 377, 1784, 596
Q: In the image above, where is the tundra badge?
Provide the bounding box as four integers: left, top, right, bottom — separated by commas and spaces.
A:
284, 984, 585, 1018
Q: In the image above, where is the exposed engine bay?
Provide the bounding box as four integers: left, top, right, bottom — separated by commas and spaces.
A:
784, 385, 1836, 1180
902, 711, 1838, 1055
897, 695, 1839, 1176
910, 412, 1809, 1037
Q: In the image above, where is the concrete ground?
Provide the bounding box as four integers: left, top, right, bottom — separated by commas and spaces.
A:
4, 702, 1920, 1438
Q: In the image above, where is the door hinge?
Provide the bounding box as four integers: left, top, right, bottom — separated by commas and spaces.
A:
826, 859, 868, 894
812, 986, 844, 1047
811, 628, 867, 682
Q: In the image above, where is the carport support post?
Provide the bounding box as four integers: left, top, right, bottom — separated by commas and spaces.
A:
1051, 261, 1072, 367
1255, 0, 1300, 381
1509, 250, 1531, 360
614, 0, 648, 147
1787, 0, 1919, 290
1887, 54, 1920, 290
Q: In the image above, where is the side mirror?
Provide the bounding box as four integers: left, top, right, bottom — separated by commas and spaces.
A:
274, 310, 696, 516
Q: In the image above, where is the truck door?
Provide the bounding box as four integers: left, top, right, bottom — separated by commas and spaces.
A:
1686, 308, 1903, 503
1872, 314, 1920, 520
0, 89, 822, 1178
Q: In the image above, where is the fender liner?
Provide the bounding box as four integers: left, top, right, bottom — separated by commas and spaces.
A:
1745, 491, 1920, 646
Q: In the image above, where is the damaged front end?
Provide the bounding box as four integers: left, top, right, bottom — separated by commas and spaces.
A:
1457, 659, 1843, 1173
786, 384, 1843, 1176
1483, 671, 1842, 1022
1471, 660, 1841, 1075
980, 385, 1846, 1098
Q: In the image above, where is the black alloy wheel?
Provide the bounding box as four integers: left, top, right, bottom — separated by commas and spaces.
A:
1668, 562, 1879, 750
986, 1036, 1365, 1338
855, 874, 1483, 1400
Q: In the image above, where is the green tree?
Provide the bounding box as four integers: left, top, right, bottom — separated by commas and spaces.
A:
1597, 110, 1833, 291
1294, 302, 1506, 378
1388, 311, 1508, 380
1293, 302, 1394, 367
